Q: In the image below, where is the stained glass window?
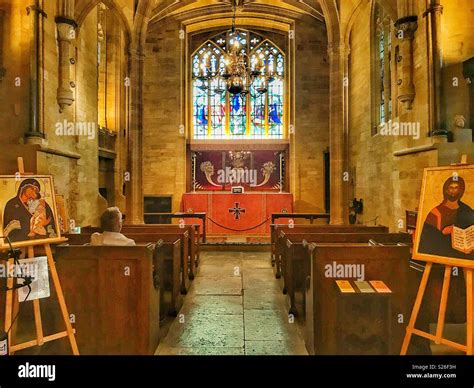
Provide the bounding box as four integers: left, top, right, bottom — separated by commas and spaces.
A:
192, 29, 285, 140
373, 4, 392, 135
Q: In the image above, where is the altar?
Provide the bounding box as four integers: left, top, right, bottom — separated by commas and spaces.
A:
181, 192, 293, 235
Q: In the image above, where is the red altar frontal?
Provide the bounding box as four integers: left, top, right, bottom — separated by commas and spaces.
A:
181, 192, 293, 235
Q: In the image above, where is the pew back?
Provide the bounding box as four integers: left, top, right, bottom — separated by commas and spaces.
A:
54, 244, 160, 355
305, 243, 410, 355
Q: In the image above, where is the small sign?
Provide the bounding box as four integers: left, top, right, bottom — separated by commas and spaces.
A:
231, 186, 244, 194
0, 332, 7, 355
17, 256, 50, 302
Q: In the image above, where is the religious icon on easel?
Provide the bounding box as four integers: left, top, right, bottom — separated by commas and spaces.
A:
402, 163, 474, 356
0, 176, 61, 248
414, 165, 474, 262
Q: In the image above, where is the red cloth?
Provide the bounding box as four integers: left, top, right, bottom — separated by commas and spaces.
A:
182, 192, 293, 234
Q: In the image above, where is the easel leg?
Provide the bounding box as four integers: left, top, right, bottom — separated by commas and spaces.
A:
435, 265, 451, 344
27, 246, 44, 346
401, 262, 432, 355
4, 258, 13, 354
44, 244, 79, 355
466, 269, 473, 355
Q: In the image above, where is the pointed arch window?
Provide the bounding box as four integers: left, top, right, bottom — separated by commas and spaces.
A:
372, 4, 393, 135
192, 29, 285, 140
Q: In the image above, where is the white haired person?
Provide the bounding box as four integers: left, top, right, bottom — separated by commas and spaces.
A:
90, 207, 135, 246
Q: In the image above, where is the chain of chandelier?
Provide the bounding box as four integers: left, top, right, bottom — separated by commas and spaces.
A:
195, 0, 275, 96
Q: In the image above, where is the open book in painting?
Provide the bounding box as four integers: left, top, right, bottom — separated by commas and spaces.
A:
452, 225, 474, 255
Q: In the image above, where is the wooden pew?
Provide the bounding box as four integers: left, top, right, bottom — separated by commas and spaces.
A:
81, 225, 194, 291
64, 232, 184, 315
281, 232, 412, 316
54, 244, 160, 355
82, 224, 200, 277
304, 243, 411, 355
272, 225, 389, 277
122, 224, 200, 274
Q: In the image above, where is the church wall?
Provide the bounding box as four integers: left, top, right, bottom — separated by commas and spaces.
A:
143, 18, 187, 212
0, 0, 32, 144
0, 2, 118, 227
348, 0, 437, 231
348, 0, 473, 231
293, 16, 329, 213
349, 0, 395, 228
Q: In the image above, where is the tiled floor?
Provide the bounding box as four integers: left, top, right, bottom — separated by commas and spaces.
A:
155, 251, 308, 355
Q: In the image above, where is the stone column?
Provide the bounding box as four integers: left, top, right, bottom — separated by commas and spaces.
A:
125, 45, 144, 224
25, 1, 47, 143
55, 0, 76, 113
328, 43, 347, 225
426, 0, 445, 135
394, 15, 417, 110
463, 58, 474, 130
383, 18, 392, 121
0, 10, 6, 82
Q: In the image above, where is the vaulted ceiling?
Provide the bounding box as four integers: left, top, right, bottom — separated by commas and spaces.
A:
148, 0, 325, 25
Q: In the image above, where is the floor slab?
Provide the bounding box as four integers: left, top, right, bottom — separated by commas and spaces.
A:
244, 309, 300, 341
180, 295, 243, 316
190, 276, 243, 296
245, 340, 308, 356
162, 313, 244, 348
243, 289, 287, 311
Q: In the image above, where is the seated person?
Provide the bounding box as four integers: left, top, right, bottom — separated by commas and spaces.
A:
90, 207, 135, 246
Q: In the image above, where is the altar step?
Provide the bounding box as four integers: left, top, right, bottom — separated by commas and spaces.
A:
201, 235, 271, 251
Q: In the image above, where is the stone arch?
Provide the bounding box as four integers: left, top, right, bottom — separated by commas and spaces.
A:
75, 0, 132, 47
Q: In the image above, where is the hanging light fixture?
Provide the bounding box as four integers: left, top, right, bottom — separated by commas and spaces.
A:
195, 0, 274, 96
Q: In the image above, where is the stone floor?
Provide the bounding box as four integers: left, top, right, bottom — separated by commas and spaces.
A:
155, 251, 308, 355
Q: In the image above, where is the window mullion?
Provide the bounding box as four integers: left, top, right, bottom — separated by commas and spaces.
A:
246, 92, 251, 136
264, 89, 269, 137
207, 83, 212, 138
225, 91, 230, 137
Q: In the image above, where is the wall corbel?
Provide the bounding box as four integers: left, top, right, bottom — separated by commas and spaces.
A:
55, 0, 76, 112
394, 15, 417, 110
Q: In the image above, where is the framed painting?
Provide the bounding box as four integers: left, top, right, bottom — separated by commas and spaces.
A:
0, 175, 62, 248
413, 165, 474, 266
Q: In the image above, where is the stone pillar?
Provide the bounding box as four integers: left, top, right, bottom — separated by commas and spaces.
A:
328, 43, 347, 225
383, 18, 392, 121
0, 10, 6, 82
125, 45, 144, 224
463, 58, 474, 130
55, 0, 76, 113
25, 1, 47, 143
426, 0, 445, 136
394, 15, 417, 110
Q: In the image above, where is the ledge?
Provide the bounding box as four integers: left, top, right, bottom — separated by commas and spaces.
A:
393, 144, 437, 157
37, 146, 81, 160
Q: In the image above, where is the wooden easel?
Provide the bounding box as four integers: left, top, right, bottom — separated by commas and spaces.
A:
2, 158, 79, 355
400, 258, 474, 355
401, 156, 473, 355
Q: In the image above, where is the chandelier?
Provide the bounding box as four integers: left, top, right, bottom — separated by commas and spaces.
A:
195, 1, 275, 96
